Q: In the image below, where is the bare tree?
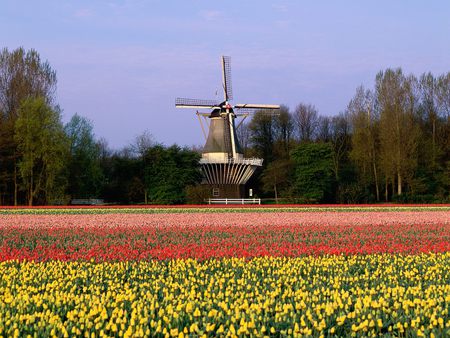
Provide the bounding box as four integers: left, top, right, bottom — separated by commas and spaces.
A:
249, 111, 275, 162
236, 120, 251, 156
316, 116, 331, 142
436, 72, 450, 119
130, 130, 155, 204
329, 112, 351, 183
131, 130, 155, 158
293, 103, 319, 142
419, 73, 440, 167
436, 73, 450, 166
273, 105, 294, 158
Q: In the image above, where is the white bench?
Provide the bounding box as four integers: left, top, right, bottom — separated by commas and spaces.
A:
208, 198, 261, 205
70, 199, 104, 205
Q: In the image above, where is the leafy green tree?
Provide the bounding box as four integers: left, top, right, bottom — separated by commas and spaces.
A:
144, 145, 201, 204
291, 142, 334, 203
101, 151, 141, 204
14, 97, 68, 205
64, 114, 103, 199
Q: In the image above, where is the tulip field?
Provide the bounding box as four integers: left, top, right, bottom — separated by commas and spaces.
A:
0, 206, 449, 337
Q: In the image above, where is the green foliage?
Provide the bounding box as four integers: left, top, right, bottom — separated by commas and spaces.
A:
64, 114, 103, 199
14, 97, 68, 205
100, 153, 142, 204
291, 143, 335, 203
144, 145, 201, 204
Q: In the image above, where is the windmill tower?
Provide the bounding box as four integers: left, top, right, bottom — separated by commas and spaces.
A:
176, 56, 280, 198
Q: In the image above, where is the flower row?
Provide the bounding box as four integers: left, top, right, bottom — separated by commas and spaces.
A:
1, 254, 449, 337
1, 205, 449, 215
0, 211, 448, 260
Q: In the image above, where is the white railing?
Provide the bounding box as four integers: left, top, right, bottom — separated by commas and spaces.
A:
200, 157, 263, 166
208, 198, 261, 205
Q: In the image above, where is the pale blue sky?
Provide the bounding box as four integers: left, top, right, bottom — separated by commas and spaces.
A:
1, 1, 450, 149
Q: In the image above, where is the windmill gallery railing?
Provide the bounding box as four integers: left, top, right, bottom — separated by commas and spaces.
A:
199, 157, 263, 166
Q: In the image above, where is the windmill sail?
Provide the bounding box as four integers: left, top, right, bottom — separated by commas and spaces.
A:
175, 98, 220, 109
221, 56, 233, 101
234, 103, 280, 109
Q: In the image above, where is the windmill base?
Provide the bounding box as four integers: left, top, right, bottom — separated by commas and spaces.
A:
206, 184, 246, 199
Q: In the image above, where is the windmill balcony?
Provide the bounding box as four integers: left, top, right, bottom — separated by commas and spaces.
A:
199, 156, 263, 166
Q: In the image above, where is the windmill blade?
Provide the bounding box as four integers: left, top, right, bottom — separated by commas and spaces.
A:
234, 103, 280, 110
175, 98, 220, 109
221, 56, 233, 101
234, 107, 280, 117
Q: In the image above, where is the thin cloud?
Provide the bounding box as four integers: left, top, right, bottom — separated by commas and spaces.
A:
199, 10, 223, 21
272, 4, 288, 12
73, 8, 93, 19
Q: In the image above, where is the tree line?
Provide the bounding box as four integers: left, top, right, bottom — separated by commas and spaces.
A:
244, 69, 450, 203
0, 47, 449, 205
0, 47, 201, 205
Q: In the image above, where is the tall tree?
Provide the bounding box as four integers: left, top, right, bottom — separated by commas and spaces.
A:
14, 97, 68, 205
418, 73, 440, 167
436, 73, 450, 164
0, 47, 57, 205
376, 68, 420, 198
329, 112, 352, 201
348, 86, 380, 201
131, 130, 155, 204
436, 72, 450, 119
429, 73, 450, 200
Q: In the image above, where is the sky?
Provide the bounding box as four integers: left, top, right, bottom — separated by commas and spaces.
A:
1, 1, 450, 149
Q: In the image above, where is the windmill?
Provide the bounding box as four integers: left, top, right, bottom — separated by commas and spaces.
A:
176, 56, 280, 198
